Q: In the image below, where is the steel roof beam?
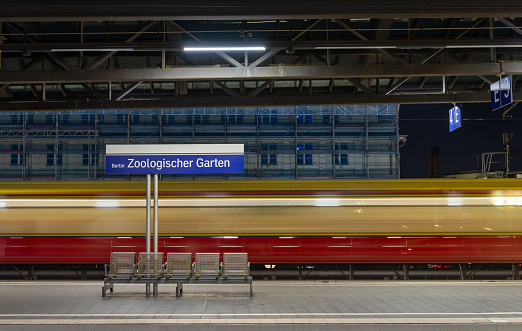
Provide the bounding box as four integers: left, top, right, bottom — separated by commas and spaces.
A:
2, 91, 522, 112
497, 17, 522, 36
3, 1, 522, 21
1, 63, 519, 84
82, 21, 156, 71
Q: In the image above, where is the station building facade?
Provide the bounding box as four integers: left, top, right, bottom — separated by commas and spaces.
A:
0, 104, 399, 180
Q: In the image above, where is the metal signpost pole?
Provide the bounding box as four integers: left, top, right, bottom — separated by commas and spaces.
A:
146, 174, 151, 295
153, 173, 159, 295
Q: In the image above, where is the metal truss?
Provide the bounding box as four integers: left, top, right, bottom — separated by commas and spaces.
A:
1, 3, 522, 111
0, 129, 97, 137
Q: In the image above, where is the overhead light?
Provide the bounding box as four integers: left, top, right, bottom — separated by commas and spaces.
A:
51, 48, 134, 52
315, 46, 396, 50
446, 44, 522, 48
316, 44, 522, 50
184, 46, 265, 51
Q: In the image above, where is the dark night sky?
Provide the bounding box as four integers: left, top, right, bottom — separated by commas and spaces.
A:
399, 102, 522, 178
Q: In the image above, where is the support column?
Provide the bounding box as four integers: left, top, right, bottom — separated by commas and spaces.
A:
365, 105, 369, 178
54, 112, 58, 180
153, 174, 159, 295
332, 105, 336, 179
295, 106, 298, 179
22, 112, 26, 180
145, 174, 151, 295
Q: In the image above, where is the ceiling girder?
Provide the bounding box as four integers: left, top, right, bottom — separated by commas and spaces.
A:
82, 21, 157, 71
1, 63, 519, 84
2, 91, 522, 112
3, 1, 522, 21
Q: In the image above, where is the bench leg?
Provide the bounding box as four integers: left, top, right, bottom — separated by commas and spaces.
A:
102, 282, 113, 297
176, 283, 184, 297
250, 282, 253, 297
153, 283, 158, 296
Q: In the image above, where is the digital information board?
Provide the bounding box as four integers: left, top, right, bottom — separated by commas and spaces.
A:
106, 144, 244, 174
449, 105, 462, 132
490, 75, 513, 111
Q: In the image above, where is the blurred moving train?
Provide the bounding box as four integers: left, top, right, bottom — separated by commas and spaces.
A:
1, 178, 522, 264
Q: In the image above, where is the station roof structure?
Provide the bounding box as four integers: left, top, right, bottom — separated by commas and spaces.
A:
1, 0, 522, 111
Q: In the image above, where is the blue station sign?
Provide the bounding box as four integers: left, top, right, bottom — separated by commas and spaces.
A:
106, 144, 244, 174
449, 105, 462, 132
490, 75, 513, 111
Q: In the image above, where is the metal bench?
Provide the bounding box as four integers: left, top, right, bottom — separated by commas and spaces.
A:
222, 253, 252, 296
223, 253, 250, 280
102, 252, 136, 297
105, 252, 136, 279
135, 252, 164, 279
102, 252, 253, 297
194, 253, 220, 279
164, 253, 193, 297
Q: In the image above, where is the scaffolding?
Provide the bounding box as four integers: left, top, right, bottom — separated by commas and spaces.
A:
0, 105, 399, 180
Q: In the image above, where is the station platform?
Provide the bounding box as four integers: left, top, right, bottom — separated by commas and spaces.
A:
1, 280, 522, 330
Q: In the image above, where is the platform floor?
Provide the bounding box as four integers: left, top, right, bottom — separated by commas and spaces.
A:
2, 280, 522, 330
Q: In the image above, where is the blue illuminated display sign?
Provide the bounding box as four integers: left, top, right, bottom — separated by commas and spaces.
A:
490, 75, 513, 111
106, 154, 244, 174
449, 105, 461, 132
105, 144, 244, 174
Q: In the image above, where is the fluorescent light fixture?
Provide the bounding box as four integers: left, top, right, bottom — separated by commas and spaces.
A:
223, 236, 238, 239
117, 237, 132, 239
316, 44, 522, 50
184, 46, 265, 51
170, 236, 184, 239
279, 236, 294, 239
446, 44, 522, 48
51, 48, 134, 52
0, 201, 5, 208
315, 46, 396, 50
